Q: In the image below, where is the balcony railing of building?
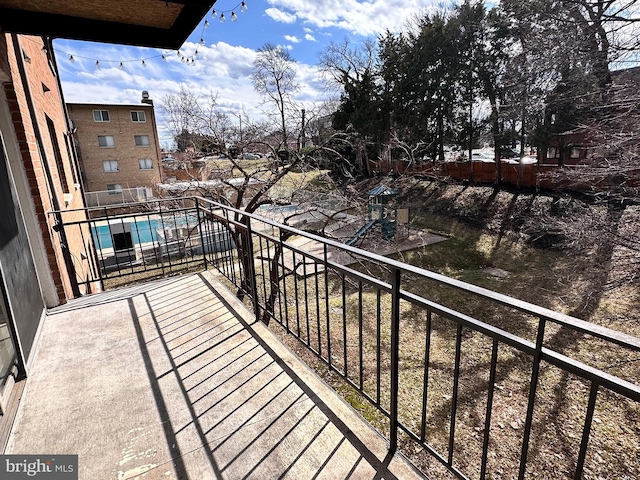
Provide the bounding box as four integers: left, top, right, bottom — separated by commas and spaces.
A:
52, 197, 640, 479
84, 186, 154, 207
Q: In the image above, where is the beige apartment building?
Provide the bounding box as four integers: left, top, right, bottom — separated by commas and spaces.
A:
68, 98, 162, 205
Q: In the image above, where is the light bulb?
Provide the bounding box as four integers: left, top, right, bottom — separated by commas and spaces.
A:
194, 49, 199, 56
142, 60, 147, 67
241, 1, 248, 13
69, 55, 75, 62
231, 11, 238, 21
219, 12, 225, 23
95, 60, 100, 68
211, 9, 217, 19
204, 20, 209, 29
200, 37, 205, 45
162, 54, 167, 62
119, 62, 124, 70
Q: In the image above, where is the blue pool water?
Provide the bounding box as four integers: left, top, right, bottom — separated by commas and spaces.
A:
91, 220, 160, 249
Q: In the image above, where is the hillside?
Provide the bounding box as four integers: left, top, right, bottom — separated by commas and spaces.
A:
343, 176, 640, 332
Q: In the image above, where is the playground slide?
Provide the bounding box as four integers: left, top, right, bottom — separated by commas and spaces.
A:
345, 220, 377, 246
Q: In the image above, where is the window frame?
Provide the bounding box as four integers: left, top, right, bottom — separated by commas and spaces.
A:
102, 160, 119, 172
98, 135, 115, 148
130, 110, 147, 123
138, 158, 153, 170
570, 147, 581, 159
134, 135, 150, 147
107, 184, 123, 196
93, 109, 110, 122
546, 147, 558, 159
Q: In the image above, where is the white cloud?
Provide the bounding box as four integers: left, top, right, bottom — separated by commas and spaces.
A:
284, 35, 301, 43
265, 0, 441, 36
265, 7, 297, 23
55, 39, 328, 146
305, 34, 317, 42
303, 27, 314, 33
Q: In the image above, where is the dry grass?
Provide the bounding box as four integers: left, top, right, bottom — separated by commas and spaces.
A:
259, 214, 640, 480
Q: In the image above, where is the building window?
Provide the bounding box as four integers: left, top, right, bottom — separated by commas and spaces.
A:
134, 135, 150, 147
98, 135, 115, 148
547, 147, 558, 159
45, 116, 70, 193
103, 160, 119, 172
93, 110, 110, 122
138, 159, 153, 170
63, 134, 79, 185
131, 111, 146, 123
107, 184, 123, 195
570, 147, 581, 159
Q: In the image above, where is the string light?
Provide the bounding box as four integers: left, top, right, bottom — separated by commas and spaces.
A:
50, 2, 249, 71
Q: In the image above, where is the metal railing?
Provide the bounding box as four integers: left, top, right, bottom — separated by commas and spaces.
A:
53, 197, 640, 479
84, 187, 153, 207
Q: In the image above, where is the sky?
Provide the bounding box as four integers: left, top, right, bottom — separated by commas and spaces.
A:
53, 0, 444, 147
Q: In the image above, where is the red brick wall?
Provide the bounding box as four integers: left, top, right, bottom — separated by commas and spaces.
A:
4, 34, 92, 302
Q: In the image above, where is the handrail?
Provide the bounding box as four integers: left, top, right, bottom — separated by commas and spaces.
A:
193, 195, 640, 353
51, 195, 640, 479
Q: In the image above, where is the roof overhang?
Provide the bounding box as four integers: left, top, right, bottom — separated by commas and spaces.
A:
0, 0, 215, 49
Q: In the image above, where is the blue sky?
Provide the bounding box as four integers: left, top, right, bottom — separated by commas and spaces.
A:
53, 0, 443, 147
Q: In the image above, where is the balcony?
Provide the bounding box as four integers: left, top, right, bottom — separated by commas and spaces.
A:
18, 198, 640, 479
5, 271, 420, 479
84, 187, 154, 208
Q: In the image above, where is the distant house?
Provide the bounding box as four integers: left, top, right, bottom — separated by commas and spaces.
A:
541, 66, 640, 167
67, 95, 163, 206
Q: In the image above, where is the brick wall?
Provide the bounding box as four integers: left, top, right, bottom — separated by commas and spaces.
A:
4, 34, 93, 302
68, 103, 162, 195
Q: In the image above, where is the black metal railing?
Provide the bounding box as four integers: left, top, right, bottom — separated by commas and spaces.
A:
54, 197, 640, 479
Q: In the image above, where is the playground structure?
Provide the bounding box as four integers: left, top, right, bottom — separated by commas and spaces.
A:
346, 185, 408, 246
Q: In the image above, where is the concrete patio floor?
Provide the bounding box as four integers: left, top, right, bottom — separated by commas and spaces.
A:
5, 271, 426, 480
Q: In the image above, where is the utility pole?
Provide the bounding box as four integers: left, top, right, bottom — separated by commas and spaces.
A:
300, 108, 306, 150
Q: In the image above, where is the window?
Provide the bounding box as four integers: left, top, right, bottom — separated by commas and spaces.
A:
63, 134, 78, 185
570, 147, 581, 159
103, 160, 119, 172
138, 159, 153, 170
130, 111, 146, 123
98, 135, 115, 148
93, 110, 110, 122
107, 184, 123, 195
134, 135, 150, 147
46, 116, 70, 193
547, 147, 558, 159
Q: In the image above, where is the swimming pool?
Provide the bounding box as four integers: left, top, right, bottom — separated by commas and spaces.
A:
91, 220, 160, 249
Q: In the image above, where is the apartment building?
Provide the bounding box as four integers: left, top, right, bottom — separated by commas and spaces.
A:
68, 99, 163, 205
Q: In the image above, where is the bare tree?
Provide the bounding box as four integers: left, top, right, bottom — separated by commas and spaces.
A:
251, 43, 300, 150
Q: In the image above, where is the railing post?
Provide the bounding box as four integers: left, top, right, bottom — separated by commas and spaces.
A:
245, 218, 261, 322
195, 198, 207, 270
518, 317, 546, 479
389, 267, 401, 453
